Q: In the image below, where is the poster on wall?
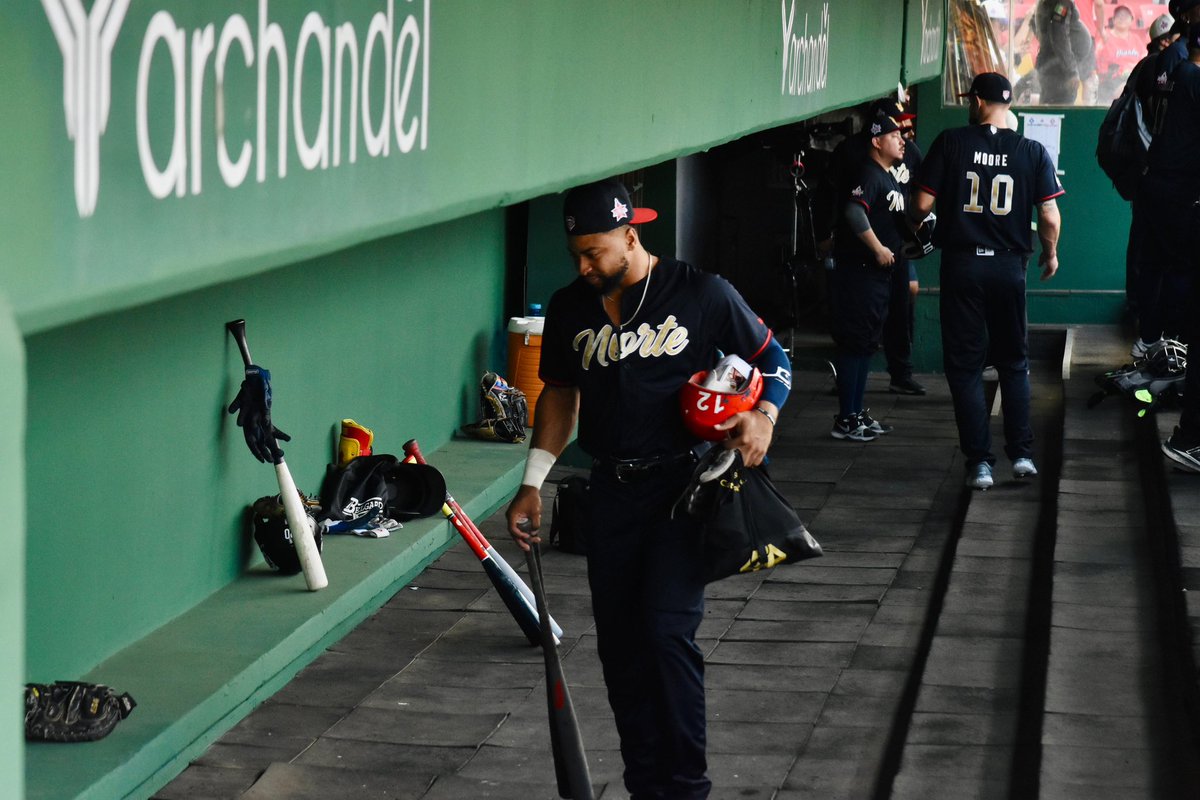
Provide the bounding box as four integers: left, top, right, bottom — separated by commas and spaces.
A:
1020, 113, 1065, 175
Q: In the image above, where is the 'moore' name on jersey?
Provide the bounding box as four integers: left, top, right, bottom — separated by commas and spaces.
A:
973, 152, 1008, 167
573, 315, 689, 370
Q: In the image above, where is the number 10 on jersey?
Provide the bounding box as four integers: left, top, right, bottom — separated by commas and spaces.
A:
963, 171, 1013, 216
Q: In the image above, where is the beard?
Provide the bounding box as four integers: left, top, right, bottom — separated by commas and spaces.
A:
587, 255, 629, 296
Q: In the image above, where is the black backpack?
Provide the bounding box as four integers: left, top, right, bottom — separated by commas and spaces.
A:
549, 476, 589, 555
1096, 78, 1149, 201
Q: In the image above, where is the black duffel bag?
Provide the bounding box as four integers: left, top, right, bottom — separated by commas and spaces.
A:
672, 447, 821, 583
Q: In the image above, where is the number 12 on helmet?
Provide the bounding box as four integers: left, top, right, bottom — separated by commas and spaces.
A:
680, 355, 764, 441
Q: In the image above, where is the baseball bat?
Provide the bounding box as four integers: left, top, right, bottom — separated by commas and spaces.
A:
403, 438, 562, 639
523, 527, 593, 800
400, 454, 545, 646
226, 319, 328, 591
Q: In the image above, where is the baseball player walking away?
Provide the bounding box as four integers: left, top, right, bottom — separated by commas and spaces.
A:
910, 72, 1064, 490
506, 178, 792, 799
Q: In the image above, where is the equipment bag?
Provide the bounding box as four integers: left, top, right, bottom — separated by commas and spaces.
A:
318, 454, 446, 524
549, 476, 590, 555
672, 448, 822, 583
1096, 82, 1149, 201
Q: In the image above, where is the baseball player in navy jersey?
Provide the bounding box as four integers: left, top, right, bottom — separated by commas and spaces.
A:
910, 72, 1064, 490
505, 179, 791, 799
1134, 15, 1200, 362
829, 97, 928, 396
1154, 22, 1200, 473
829, 111, 908, 441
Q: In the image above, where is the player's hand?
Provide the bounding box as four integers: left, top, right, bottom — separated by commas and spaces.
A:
714, 406, 774, 467
506, 485, 543, 551
874, 246, 895, 268
1039, 251, 1058, 281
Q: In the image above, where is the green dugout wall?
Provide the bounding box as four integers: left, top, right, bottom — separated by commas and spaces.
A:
0, 1, 946, 796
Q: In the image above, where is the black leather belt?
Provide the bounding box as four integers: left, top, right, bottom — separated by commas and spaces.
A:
592, 451, 696, 483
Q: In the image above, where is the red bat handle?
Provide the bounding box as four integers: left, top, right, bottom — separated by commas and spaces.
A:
402, 452, 488, 559
404, 439, 494, 545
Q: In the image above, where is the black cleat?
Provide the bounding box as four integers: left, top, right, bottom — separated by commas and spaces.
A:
889, 376, 927, 395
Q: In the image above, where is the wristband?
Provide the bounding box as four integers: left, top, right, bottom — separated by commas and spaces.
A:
521, 448, 556, 489
755, 406, 776, 426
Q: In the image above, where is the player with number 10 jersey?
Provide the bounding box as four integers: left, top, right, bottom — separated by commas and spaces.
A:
916, 125, 1063, 254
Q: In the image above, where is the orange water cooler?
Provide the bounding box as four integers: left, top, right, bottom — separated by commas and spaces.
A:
507, 316, 545, 425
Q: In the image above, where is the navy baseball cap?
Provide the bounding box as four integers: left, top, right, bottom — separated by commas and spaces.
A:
869, 97, 916, 121
958, 72, 1013, 104
866, 112, 901, 138
563, 179, 657, 236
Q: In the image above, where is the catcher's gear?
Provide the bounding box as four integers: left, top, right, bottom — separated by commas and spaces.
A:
250, 493, 323, 573
1144, 338, 1187, 375
462, 372, 528, 443
672, 446, 822, 582
338, 418, 374, 467
680, 355, 764, 441
1088, 340, 1188, 416
25, 681, 136, 742
900, 212, 936, 260
227, 365, 290, 463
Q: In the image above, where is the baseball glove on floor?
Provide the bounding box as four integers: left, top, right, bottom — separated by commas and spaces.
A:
25, 681, 136, 743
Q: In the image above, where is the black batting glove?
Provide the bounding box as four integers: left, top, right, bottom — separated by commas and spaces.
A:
227, 365, 291, 463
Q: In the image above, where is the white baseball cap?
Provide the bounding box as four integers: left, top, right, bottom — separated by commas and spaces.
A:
1151, 14, 1174, 40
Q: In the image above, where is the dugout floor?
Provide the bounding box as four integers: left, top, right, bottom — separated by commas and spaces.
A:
154, 325, 1200, 800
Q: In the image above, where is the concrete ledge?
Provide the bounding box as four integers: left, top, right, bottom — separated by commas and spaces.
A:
24, 438, 528, 800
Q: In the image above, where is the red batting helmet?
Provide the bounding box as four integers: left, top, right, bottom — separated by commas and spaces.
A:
680, 356, 764, 441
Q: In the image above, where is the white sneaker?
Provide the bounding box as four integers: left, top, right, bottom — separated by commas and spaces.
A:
1013, 458, 1038, 478
966, 463, 994, 490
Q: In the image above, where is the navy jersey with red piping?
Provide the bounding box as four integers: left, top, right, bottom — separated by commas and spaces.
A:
916, 124, 1064, 254
834, 159, 907, 263
539, 258, 772, 461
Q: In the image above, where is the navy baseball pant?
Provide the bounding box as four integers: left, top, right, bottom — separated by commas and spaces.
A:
940, 252, 1033, 467
585, 465, 709, 800
883, 256, 916, 382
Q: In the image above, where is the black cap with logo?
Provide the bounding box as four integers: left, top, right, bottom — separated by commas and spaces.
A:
958, 72, 1013, 104
563, 179, 658, 236
866, 112, 901, 138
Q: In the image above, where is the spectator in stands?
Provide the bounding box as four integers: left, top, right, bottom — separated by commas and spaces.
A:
1098, 6, 1150, 99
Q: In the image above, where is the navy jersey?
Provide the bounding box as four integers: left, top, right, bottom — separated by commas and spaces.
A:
1145, 61, 1200, 191
539, 259, 771, 460
831, 133, 923, 195
1143, 39, 1188, 136
835, 160, 907, 262
916, 125, 1064, 254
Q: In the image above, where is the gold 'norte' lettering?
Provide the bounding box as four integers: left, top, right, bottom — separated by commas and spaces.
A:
573, 316, 690, 370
